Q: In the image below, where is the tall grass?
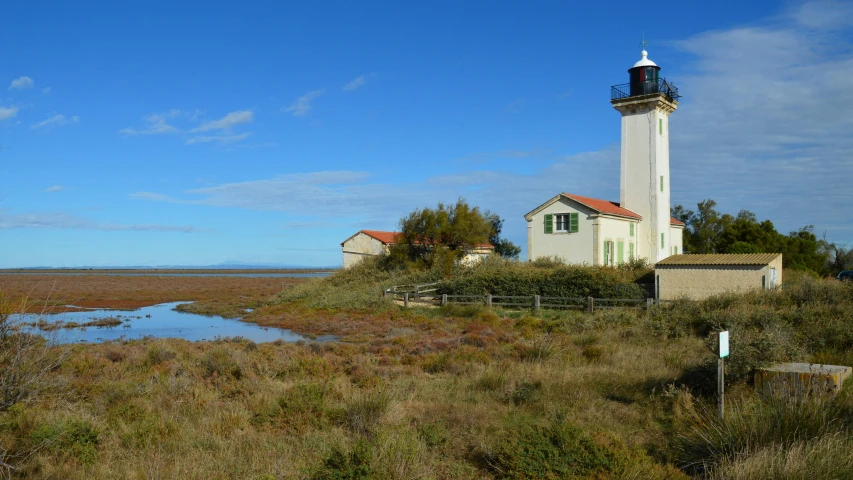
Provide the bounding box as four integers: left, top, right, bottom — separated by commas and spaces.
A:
677, 394, 853, 477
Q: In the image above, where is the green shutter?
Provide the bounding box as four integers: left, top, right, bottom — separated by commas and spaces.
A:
604, 241, 610, 266
629, 242, 634, 260
544, 214, 553, 234
661, 233, 665, 249
617, 241, 624, 265
629, 223, 634, 237
660, 175, 664, 192
674, 246, 678, 255
659, 118, 662, 135
569, 213, 579, 233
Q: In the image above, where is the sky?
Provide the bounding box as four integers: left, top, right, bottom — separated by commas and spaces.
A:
1, 0, 852, 267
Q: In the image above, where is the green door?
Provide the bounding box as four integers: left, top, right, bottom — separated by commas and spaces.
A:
617, 241, 624, 265
603, 241, 610, 266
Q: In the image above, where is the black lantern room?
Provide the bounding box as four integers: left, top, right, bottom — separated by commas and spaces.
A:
611, 49, 680, 102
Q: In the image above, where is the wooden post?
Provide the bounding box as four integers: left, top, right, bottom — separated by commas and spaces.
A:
404, 292, 409, 308
441, 294, 447, 306
383, 289, 387, 298
646, 298, 652, 309
718, 357, 725, 419
587, 296, 594, 313
533, 295, 540, 312
485, 294, 492, 308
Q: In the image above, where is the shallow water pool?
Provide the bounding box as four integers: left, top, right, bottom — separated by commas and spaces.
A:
21, 302, 333, 344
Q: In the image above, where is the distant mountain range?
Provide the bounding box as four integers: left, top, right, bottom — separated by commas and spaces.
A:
6, 262, 340, 270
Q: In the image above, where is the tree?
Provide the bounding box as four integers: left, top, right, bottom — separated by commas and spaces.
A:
392, 198, 516, 271
486, 214, 521, 259
672, 199, 831, 275
823, 233, 853, 275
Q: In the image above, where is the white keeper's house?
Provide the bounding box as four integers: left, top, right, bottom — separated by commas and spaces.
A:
525, 48, 684, 266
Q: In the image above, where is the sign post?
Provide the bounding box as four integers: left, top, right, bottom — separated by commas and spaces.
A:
718, 330, 729, 419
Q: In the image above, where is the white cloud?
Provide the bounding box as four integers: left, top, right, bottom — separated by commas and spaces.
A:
9, 76, 33, 90
190, 110, 253, 132
342, 74, 377, 92
30, 114, 80, 130
120, 112, 179, 135
0, 209, 212, 233
668, 0, 853, 240
283, 89, 324, 116
42, 87, 51, 94
45, 186, 63, 192
0, 106, 18, 121
186, 133, 251, 145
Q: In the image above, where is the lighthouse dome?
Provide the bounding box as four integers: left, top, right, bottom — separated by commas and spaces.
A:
633, 49, 657, 68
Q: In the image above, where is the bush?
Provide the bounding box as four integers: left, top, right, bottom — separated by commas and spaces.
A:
676, 395, 853, 476
29, 418, 100, 465
440, 257, 647, 299
481, 419, 614, 478
310, 441, 372, 480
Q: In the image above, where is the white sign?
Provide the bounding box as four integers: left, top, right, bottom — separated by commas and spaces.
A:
719, 331, 730, 358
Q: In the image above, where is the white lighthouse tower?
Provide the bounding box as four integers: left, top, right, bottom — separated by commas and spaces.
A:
611, 48, 681, 264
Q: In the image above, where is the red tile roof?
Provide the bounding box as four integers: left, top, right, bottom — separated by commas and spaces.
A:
561, 193, 642, 220
359, 230, 402, 244
670, 217, 686, 226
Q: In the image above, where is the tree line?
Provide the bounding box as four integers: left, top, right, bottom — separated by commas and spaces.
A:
672, 199, 851, 276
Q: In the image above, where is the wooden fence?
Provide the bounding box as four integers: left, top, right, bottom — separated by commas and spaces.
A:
383, 283, 655, 312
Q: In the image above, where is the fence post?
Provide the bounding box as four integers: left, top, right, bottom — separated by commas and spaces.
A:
441, 294, 447, 306
404, 292, 409, 308
383, 289, 387, 298
646, 297, 652, 310
533, 295, 540, 312
587, 296, 594, 313
486, 294, 492, 308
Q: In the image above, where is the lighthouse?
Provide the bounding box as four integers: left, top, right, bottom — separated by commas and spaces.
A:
611, 48, 681, 264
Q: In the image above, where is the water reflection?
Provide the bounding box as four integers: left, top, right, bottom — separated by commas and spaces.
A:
22, 302, 332, 344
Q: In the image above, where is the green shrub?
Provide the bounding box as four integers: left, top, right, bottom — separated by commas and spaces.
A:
334, 389, 391, 435
29, 418, 99, 465
310, 441, 372, 480
481, 419, 614, 478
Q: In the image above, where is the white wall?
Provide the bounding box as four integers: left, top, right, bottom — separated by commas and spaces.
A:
669, 226, 684, 256
341, 233, 387, 268
527, 197, 595, 264
598, 217, 640, 266
614, 95, 677, 264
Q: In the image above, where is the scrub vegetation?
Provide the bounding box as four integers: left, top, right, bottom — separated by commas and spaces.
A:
0, 266, 852, 478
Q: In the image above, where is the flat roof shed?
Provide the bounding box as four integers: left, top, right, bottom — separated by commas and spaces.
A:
655, 253, 783, 300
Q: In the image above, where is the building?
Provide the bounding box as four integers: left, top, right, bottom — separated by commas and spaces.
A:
655, 253, 783, 300
341, 230, 494, 268
525, 48, 684, 265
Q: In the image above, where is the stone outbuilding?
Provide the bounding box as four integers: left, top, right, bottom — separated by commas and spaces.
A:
341, 230, 493, 268
655, 253, 783, 300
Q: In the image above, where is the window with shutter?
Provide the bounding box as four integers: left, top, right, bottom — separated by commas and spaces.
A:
661, 233, 665, 249
629, 223, 634, 237
659, 118, 662, 135
617, 241, 624, 265
660, 176, 664, 192
629, 242, 634, 260
544, 214, 553, 234
570, 213, 579, 233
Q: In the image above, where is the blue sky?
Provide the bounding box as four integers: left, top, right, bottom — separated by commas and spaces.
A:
1, 0, 851, 267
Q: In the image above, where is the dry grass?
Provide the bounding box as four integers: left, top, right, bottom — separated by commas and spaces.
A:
1, 272, 851, 478
0, 274, 299, 314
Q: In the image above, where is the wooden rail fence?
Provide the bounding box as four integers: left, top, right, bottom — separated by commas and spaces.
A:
383, 283, 656, 311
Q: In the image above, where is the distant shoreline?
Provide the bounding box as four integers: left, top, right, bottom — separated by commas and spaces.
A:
0, 268, 339, 275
